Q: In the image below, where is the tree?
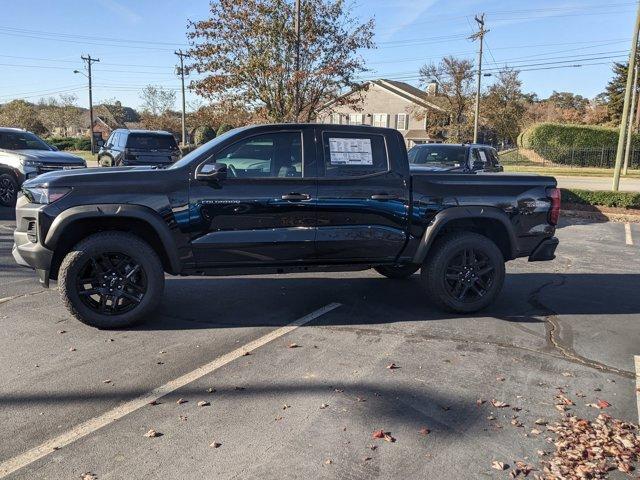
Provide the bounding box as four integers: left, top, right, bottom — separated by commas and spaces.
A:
0, 100, 45, 133
482, 68, 526, 145
418, 56, 474, 142
187, 0, 374, 122
547, 91, 589, 112
604, 61, 636, 123
139, 85, 176, 116
95, 99, 129, 128
38, 94, 81, 136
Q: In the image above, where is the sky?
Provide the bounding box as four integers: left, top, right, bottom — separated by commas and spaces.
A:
0, 0, 637, 111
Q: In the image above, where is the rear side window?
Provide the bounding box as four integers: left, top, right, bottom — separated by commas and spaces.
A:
321, 132, 388, 178
126, 134, 178, 150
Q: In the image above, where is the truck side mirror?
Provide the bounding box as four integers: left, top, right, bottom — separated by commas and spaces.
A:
196, 162, 227, 183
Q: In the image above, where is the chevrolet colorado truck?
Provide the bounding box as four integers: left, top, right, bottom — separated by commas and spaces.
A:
13, 124, 559, 328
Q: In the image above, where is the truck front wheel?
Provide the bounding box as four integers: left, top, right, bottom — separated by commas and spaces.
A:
374, 264, 420, 279
422, 232, 505, 313
58, 232, 164, 328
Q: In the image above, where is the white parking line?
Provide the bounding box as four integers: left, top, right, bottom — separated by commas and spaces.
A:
0, 302, 341, 478
635, 356, 640, 424
625, 222, 633, 245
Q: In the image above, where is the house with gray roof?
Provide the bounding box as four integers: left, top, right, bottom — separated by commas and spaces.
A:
317, 79, 448, 146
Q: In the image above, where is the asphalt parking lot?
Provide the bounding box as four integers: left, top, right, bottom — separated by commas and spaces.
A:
0, 206, 639, 479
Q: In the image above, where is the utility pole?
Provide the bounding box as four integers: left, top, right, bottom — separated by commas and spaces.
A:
623, 63, 638, 175
469, 13, 487, 144
80, 54, 99, 154
293, 0, 301, 122
612, 1, 640, 190
174, 50, 189, 147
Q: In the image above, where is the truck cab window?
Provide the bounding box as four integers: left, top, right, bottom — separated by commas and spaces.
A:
212, 132, 302, 178
322, 132, 388, 177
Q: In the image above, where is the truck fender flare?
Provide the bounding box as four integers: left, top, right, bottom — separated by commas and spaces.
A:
411, 206, 517, 264
44, 204, 182, 274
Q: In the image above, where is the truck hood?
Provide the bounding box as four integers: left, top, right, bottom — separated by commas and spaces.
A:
23, 165, 154, 187
9, 149, 86, 164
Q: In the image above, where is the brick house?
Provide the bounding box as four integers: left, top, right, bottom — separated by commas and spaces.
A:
318, 79, 448, 147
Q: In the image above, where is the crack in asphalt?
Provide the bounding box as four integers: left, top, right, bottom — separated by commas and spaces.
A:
0, 290, 47, 307
527, 275, 635, 379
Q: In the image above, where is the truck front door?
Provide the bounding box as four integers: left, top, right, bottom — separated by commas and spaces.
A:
315, 128, 410, 263
189, 127, 317, 266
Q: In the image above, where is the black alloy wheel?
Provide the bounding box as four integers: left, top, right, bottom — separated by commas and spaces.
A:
76, 252, 148, 315
443, 248, 495, 302
0, 174, 18, 206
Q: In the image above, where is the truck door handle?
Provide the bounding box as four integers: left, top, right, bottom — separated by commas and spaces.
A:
281, 193, 310, 201
370, 193, 398, 201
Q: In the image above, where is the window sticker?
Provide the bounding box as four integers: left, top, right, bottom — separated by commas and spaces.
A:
478, 150, 487, 162
328, 138, 373, 165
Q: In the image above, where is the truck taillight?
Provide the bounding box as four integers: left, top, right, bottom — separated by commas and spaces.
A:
547, 187, 561, 226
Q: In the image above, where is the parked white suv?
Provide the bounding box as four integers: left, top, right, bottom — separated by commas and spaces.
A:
0, 128, 87, 206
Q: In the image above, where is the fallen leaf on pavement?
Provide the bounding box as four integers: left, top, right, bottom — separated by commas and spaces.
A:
81, 473, 97, 480
69, 347, 76, 352
596, 399, 611, 409
372, 430, 395, 442
491, 399, 509, 408
197, 401, 210, 407
356, 396, 366, 402
418, 427, 430, 436
57, 330, 66, 334
144, 429, 162, 438
561, 372, 574, 377
369, 445, 377, 451
530, 428, 542, 435
176, 398, 187, 404
206, 388, 216, 394
496, 376, 505, 382
386, 363, 399, 370
102, 379, 112, 384
476, 398, 486, 406
210, 441, 222, 448
242, 351, 251, 356
534, 418, 547, 425
363, 457, 372, 462
491, 461, 508, 470
320, 403, 329, 409
324, 459, 332, 465
282, 404, 290, 410
148, 400, 160, 406
287, 343, 299, 348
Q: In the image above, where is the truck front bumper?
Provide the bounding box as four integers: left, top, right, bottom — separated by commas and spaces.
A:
528, 236, 559, 262
12, 196, 54, 287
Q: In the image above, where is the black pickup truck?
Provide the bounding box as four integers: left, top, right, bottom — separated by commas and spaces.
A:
13, 124, 559, 328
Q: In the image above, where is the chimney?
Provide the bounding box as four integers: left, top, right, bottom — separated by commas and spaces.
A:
426, 82, 438, 96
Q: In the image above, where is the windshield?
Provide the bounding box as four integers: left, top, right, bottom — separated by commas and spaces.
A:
168, 127, 244, 169
408, 145, 467, 167
0, 130, 52, 151
126, 134, 178, 150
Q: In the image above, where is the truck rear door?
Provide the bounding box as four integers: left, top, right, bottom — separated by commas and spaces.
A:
314, 127, 410, 263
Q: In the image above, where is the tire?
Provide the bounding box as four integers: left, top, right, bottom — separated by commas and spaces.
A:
374, 264, 420, 279
421, 232, 505, 313
0, 173, 18, 207
58, 232, 164, 328
99, 155, 112, 167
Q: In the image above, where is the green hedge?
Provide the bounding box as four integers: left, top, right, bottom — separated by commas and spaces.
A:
561, 188, 640, 209
46, 136, 92, 151
518, 123, 640, 167
194, 125, 216, 145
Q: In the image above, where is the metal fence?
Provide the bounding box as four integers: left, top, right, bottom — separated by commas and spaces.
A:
498, 146, 640, 170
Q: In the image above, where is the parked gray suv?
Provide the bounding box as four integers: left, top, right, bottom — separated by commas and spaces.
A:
0, 128, 86, 206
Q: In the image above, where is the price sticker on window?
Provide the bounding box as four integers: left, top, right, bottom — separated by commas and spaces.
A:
328, 138, 373, 165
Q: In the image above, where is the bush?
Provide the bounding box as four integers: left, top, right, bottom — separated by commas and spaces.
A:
46, 136, 76, 151
518, 123, 640, 167
216, 123, 233, 136
180, 145, 198, 156
194, 125, 216, 145
45, 136, 92, 151
561, 188, 640, 209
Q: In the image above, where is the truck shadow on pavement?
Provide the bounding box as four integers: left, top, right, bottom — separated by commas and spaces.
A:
0, 382, 485, 443
135, 272, 640, 331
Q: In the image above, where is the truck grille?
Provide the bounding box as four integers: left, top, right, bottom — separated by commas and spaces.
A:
36, 164, 85, 174
26, 220, 37, 243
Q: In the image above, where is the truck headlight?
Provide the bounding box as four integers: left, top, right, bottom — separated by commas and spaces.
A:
22, 186, 72, 204
19, 157, 41, 168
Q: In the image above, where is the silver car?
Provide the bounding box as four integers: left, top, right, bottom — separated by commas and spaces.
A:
0, 128, 86, 206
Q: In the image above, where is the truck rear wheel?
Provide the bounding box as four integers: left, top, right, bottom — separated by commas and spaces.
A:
421, 232, 505, 313
58, 232, 164, 329
374, 264, 420, 279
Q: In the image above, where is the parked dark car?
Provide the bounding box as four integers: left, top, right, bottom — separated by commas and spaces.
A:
408, 143, 503, 173
0, 127, 86, 206
97, 129, 180, 167
13, 124, 559, 328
